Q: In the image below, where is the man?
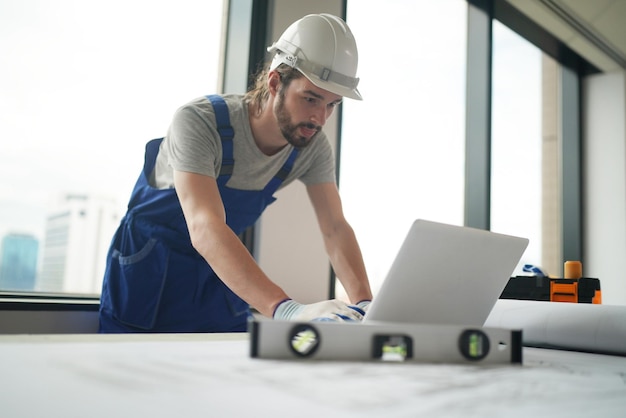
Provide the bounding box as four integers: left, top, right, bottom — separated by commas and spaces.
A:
99, 13, 372, 333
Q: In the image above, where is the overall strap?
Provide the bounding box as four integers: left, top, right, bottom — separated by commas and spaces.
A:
206, 94, 235, 176
264, 147, 300, 194
144, 138, 164, 177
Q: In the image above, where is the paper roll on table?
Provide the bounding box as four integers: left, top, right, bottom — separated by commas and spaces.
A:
486, 299, 626, 356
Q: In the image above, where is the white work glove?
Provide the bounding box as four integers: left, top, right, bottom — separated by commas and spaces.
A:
273, 299, 365, 322
355, 300, 371, 313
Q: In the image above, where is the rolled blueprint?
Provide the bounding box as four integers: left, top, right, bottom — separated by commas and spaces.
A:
485, 299, 626, 356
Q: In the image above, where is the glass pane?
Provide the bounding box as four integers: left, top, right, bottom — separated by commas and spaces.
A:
0, 0, 224, 294
491, 21, 560, 276
339, 0, 467, 297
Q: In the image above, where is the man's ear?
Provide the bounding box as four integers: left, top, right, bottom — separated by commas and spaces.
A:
268, 70, 281, 96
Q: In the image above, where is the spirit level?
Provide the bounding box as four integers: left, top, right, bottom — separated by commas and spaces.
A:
249, 319, 523, 365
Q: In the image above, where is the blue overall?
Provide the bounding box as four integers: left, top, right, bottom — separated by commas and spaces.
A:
99, 95, 299, 333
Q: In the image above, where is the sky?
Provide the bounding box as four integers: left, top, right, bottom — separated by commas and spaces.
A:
0, 0, 542, 293
0, 0, 224, 242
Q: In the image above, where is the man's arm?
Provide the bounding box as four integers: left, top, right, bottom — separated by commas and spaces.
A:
306, 182, 373, 304
174, 170, 289, 317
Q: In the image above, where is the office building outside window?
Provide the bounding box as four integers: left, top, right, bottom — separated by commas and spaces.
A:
0, 233, 38, 291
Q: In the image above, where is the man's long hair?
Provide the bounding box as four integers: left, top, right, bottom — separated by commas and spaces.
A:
244, 64, 304, 116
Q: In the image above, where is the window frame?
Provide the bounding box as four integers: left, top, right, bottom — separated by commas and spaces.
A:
465, 0, 598, 266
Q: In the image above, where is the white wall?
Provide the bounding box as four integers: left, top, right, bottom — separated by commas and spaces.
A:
583, 70, 626, 305
256, 0, 344, 303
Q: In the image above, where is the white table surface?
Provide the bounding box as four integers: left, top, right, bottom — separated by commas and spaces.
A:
1, 333, 624, 418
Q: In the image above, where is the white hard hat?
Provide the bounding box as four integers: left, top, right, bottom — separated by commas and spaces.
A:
267, 14, 362, 100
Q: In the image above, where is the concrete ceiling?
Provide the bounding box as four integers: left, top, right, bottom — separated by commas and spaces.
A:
506, 0, 626, 72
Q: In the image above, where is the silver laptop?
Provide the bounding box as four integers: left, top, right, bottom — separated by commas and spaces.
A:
363, 219, 529, 326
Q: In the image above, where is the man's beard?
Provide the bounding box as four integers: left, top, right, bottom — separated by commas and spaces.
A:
275, 91, 321, 148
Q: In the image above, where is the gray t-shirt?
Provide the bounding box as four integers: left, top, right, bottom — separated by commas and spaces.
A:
152, 94, 336, 190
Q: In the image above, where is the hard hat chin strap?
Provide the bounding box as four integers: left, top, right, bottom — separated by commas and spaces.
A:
270, 50, 359, 91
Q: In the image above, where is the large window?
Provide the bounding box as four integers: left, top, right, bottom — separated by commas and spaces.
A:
0, 0, 224, 295
491, 21, 560, 277
338, 0, 468, 296
490, 21, 542, 271
339, 1, 565, 299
